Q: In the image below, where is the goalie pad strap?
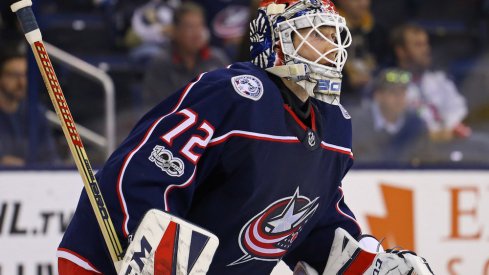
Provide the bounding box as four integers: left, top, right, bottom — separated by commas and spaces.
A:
339, 249, 377, 275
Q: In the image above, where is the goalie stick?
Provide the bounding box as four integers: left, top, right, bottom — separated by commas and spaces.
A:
10, 0, 124, 269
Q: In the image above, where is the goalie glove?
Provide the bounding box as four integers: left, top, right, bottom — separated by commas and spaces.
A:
118, 209, 219, 275
294, 228, 434, 275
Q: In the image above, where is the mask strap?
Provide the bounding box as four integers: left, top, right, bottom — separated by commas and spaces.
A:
266, 64, 307, 78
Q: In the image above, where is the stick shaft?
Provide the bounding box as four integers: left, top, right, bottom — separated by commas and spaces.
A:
11, 1, 124, 266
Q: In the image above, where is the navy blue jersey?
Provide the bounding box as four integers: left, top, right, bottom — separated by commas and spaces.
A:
58, 62, 361, 274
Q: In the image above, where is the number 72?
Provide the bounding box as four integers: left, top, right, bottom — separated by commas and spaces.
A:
160, 108, 215, 164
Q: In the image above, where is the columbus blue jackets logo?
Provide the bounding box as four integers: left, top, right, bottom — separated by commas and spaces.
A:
229, 188, 319, 265
231, 75, 264, 101
149, 145, 184, 177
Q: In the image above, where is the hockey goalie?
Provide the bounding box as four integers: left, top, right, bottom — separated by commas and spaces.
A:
41, 0, 435, 274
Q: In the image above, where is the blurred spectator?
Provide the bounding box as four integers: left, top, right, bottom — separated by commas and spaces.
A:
351, 68, 428, 163
198, 0, 252, 52
336, 0, 389, 106
391, 23, 471, 142
461, 51, 489, 133
236, 0, 261, 62
0, 45, 59, 167
370, 0, 419, 30
126, 0, 181, 63
210, 4, 249, 61
142, 2, 228, 111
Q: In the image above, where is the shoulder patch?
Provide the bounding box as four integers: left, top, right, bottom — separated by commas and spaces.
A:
339, 104, 351, 119
231, 75, 264, 101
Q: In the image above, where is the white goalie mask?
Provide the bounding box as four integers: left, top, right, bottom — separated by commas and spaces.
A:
250, 0, 352, 104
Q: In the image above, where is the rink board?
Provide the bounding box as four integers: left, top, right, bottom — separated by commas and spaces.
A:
0, 170, 488, 275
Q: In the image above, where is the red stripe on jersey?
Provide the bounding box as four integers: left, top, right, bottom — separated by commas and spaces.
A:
283, 104, 307, 131
310, 106, 317, 131
57, 248, 101, 274
58, 258, 99, 275
154, 221, 178, 275
282, 104, 318, 131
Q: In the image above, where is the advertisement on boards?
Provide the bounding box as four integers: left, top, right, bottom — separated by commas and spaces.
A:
0, 170, 488, 275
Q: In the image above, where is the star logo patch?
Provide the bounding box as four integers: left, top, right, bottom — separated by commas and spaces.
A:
229, 188, 319, 266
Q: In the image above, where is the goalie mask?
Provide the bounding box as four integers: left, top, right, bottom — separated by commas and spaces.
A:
250, 0, 351, 104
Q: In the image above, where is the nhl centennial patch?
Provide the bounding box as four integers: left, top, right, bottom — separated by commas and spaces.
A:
149, 145, 185, 177
231, 75, 264, 101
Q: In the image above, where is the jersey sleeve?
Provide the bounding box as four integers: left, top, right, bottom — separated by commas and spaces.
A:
97, 71, 243, 237
282, 159, 361, 272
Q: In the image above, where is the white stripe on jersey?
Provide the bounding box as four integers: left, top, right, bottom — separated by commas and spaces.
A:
57, 249, 102, 273
209, 130, 299, 145
209, 130, 353, 157
335, 187, 362, 233
117, 73, 206, 237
